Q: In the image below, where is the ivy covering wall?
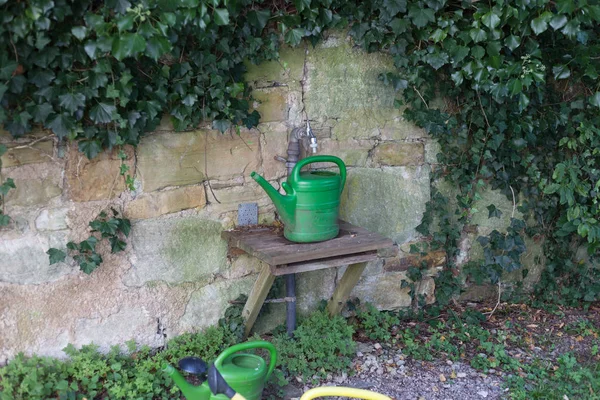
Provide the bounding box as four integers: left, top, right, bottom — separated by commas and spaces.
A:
1, 0, 599, 306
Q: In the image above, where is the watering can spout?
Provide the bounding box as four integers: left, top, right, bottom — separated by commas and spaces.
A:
250, 172, 296, 226
162, 363, 210, 400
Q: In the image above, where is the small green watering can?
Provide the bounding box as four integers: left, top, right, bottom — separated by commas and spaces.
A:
162, 341, 277, 400
251, 155, 346, 243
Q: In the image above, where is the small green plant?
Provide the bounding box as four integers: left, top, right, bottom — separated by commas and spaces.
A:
47, 209, 131, 274
0, 325, 239, 400
219, 294, 248, 342
0, 144, 16, 227
272, 310, 356, 384
355, 303, 400, 341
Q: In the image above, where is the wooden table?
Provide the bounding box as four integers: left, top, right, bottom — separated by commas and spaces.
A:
222, 220, 394, 336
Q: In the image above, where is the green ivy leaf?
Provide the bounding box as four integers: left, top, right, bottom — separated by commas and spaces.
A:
213, 119, 231, 133
78, 139, 102, 159
482, 11, 501, 30
408, 5, 435, 28
471, 45, 485, 59
89, 102, 116, 124
243, 110, 260, 129
109, 237, 127, 253
284, 28, 304, 46
90, 218, 120, 235
59, 93, 86, 113
47, 248, 67, 265
145, 37, 172, 61
79, 236, 99, 252
118, 218, 131, 237
561, 19, 579, 38
469, 28, 487, 43
531, 12, 552, 35
0, 178, 16, 195
450, 71, 463, 85
112, 33, 147, 61
247, 10, 271, 31
487, 204, 503, 219
71, 26, 88, 40
590, 92, 600, 108
0, 214, 10, 227
84, 41, 98, 59
117, 14, 135, 33
504, 35, 520, 51
508, 79, 522, 96
552, 65, 571, 80
30, 70, 55, 88
293, 0, 311, 13
80, 253, 102, 274
31, 103, 54, 123
46, 114, 75, 139
0, 61, 17, 80
0, 144, 7, 157
550, 15, 568, 30
383, 0, 407, 14
182, 94, 197, 106
213, 8, 230, 26
556, 0, 576, 14
110, 0, 131, 14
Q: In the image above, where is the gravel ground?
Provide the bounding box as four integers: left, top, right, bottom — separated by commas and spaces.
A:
285, 342, 506, 400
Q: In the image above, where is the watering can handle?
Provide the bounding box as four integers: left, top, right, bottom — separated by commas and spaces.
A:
290, 155, 346, 194
213, 341, 277, 381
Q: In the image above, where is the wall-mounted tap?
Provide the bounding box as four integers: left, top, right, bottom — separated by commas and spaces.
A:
274, 122, 318, 175
306, 121, 318, 154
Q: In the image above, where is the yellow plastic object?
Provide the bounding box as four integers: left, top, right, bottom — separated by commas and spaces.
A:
299, 386, 392, 400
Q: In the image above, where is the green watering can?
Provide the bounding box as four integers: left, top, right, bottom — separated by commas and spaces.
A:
162, 341, 277, 400
251, 155, 347, 243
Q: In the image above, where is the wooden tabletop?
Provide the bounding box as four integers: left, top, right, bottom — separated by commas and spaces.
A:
222, 220, 394, 266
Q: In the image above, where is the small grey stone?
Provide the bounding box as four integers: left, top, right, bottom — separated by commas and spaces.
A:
457, 372, 467, 378
477, 390, 489, 398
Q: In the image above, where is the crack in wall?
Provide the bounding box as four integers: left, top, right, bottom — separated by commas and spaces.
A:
299, 45, 310, 121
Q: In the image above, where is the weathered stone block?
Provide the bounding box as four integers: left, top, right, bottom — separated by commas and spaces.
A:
305, 40, 396, 121
125, 185, 206, 220
178, 277, 256, 331
73, 307, 162, 351
245, 46, 306, 86
317, 138, 374, 167
259, 122, 289, 181
384, 250, 446, 272
137, 130, 260, 192
379, 118, 427, 140
35, 208, 69, 231
424, 140, 441, 164
0, 233, 72, 284
227, 254, 266, 280
0, 140, 54, 167
123, 217, 228, 286
351, 271, 412, 310
5, 179, 61, 207
252, 88, 289, 123
372, 142, 424, 166
206, 181, 271, 215
66, 145, 134, 202
340, 167, 430, 244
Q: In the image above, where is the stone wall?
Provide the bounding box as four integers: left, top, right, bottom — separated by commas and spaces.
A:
0, 32, 538, 362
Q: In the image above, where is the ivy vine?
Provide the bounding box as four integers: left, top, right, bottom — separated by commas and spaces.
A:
0, 144, 16, 226
47, 209, 131, 274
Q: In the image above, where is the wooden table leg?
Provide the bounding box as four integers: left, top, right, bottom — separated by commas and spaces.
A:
242, 264, 276, 337
326, 262, 368, 316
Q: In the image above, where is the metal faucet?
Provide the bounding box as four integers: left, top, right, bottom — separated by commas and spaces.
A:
274, 122, 318, 175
